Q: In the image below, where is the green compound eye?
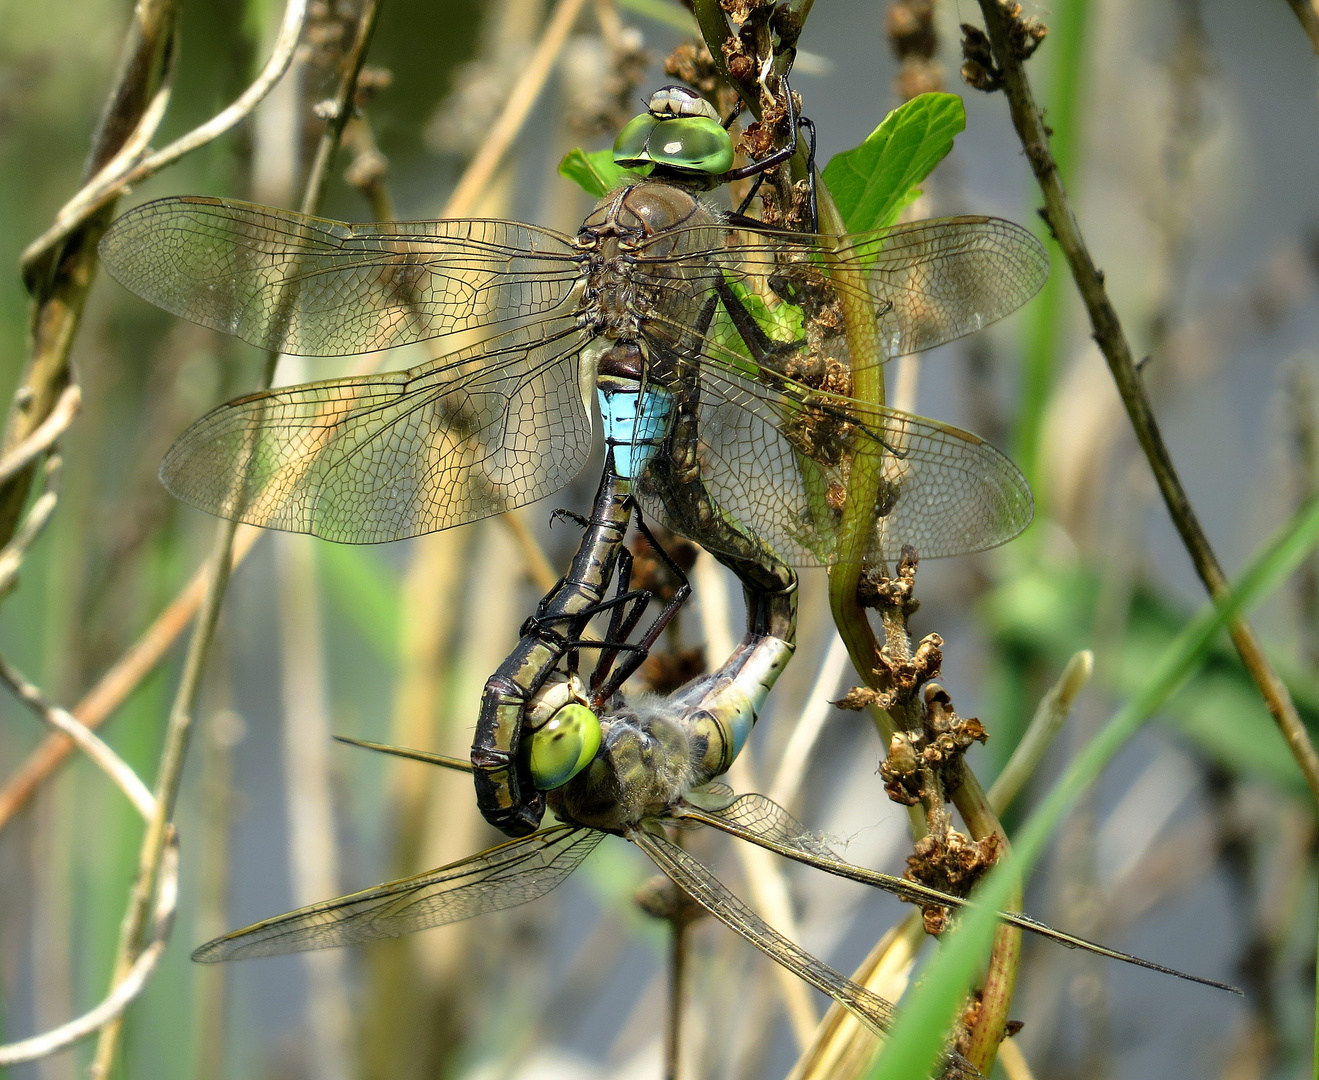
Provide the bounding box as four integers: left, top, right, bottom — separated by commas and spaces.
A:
528, 704, 602, 790
613, 115, 733, 175
612, 113, 659, 167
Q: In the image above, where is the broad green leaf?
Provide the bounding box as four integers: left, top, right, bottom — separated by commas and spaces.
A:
558, 147, 649, 198
870, 492, 1319, 1080
821, 92, 966, 234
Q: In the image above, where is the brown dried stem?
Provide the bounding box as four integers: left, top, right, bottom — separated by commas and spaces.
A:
0, 0, 178, 551
1283, 0, 1319, 56
970, 0, 1319, 807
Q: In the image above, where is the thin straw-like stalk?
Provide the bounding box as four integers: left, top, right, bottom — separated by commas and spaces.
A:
986, 651, 1093, 814
444, 0, 593, 217
695, 552, 820, 1048
1283, 0, 1319, 55
87, 5, 381, 1072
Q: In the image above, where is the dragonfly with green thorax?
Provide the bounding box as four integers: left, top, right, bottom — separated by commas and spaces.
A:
192, 525, 1239, 1073
99, 83, 1046, 836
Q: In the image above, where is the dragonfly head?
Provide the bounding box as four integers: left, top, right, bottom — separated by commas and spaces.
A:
612, 86, 734, 180
524, 672, 603, 790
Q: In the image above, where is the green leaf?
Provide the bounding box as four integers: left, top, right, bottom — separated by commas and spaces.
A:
821, 92, 966, 234
870, 491, 1319, 1080
558, 147, 649, 198
706, 278, 804, 377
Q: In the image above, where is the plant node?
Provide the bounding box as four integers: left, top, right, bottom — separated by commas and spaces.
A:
960, 4, 1047, 93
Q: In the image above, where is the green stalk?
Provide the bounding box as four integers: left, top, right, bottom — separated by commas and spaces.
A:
819, 186, 888, 705
870, 489, 1319, 1079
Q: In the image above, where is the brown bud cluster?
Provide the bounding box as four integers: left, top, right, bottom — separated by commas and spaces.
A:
905, 829, 1003, 932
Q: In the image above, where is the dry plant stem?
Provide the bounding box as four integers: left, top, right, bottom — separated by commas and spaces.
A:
443, 0, 593, 216
88, 7, 381, 1073
0, 523, 260, 832
0, 655, 153, 820
0, 384, 80, 485
0, 457, 62, 597
786, 920, 924, 1080
90, 515, 242, 1079
1284, 0, 1319, 55
0, 654, 178, 1066
954, 768, 1020, 1072
696, 553, 819, 1045
817, 170, 1018, 1069
986, 650, 1093, 812
20, 0, 310, 271
768, 633, 849, 808
996, 1038, 1037, 1080
0, 0, 177, 551
974, 0, 1319, 808
789, 643, 1080, 1080
0, 0, 566, 829
665, 893, 689, 1080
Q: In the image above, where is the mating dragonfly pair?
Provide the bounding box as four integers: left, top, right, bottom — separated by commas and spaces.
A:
99, 84, 1235, 1064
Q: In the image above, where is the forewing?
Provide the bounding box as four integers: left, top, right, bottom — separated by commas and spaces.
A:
842, 216, 1048, 359
682, 798, 1242, 994
193, 826, 602, 962
630, 826, 896, 1036
638, 356, 1032, 566
100, 196, 582, 356
632, 214, 1047, 363
161, 321, 592, 542
688, 794, 839, 860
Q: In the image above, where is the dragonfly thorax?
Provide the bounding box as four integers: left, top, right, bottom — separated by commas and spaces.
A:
578, 182, 721, 342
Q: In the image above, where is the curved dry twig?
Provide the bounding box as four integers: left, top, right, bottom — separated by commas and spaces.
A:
0, 654, 177, 1066
0, 457, 62, 596
972, 0, 1319, 806
0, 384, 81, 485
0, 841, 178, 1066
20, 0, 309, 272
0, 655, 154, 818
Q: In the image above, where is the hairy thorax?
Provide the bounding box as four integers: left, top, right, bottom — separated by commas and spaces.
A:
575, 181, 722, 344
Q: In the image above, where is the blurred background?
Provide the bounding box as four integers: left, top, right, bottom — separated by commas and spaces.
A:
1, 1, 1318, 1078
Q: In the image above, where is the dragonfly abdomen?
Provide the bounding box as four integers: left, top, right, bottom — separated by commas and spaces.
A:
596, 342, 673, 483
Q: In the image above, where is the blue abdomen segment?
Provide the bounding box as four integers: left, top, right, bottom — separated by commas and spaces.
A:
597, 376, 674, 481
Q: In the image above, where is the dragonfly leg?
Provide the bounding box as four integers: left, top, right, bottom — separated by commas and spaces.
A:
715, 278, 805, 365
590, 509, 694, 705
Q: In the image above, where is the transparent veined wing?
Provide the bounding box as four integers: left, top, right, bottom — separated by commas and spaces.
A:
636, 339, 1032, 565
631, 215, 1048, 366
628, 825, 896, 1037
680, 796, 1243, 995
193, 825, 603, 962
99, 196, 584, 356
161, 320, 593, 543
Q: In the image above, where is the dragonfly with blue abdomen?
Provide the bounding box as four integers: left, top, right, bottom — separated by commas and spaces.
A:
98, 83, 1046, 836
